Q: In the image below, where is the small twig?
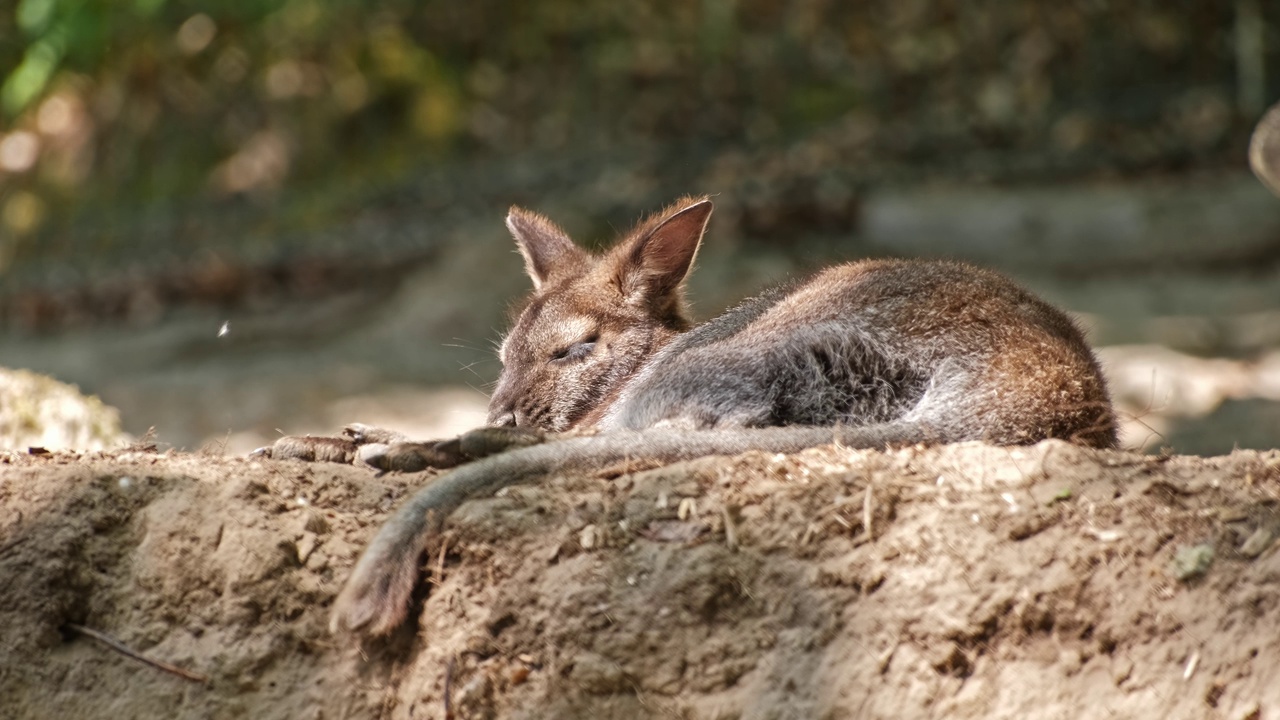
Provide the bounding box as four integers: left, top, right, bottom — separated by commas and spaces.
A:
443, 655, 456, 719
65, 623, 208, 683
863, 482, 875, 542
721, 505, 739, 551
432, 531, 451, 588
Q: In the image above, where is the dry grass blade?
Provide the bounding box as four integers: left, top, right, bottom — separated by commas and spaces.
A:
65, 623, 208, 683
444, 655, 456, 719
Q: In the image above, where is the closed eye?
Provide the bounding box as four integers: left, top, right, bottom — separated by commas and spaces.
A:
550, 333, 600, 362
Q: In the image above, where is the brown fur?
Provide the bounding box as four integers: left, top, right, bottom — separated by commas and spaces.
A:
490, 197, 1113, 447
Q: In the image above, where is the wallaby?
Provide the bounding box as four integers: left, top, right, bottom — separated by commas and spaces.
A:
299, 195, 1117, 637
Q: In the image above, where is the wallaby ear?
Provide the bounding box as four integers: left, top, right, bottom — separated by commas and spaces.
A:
1250, 101, 1280, 198
506, 207, 583, 290
615, 198, 713, 307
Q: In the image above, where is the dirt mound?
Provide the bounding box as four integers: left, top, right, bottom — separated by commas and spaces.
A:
1, 441, 1278, 719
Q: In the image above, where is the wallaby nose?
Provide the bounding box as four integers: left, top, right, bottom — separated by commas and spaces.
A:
488, 410, 517, 427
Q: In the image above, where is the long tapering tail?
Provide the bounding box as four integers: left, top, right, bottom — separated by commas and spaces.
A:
330, 422, 932, 636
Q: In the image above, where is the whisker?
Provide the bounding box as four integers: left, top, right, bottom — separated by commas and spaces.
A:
443, 337, 492, 353
456, 359, 496, 379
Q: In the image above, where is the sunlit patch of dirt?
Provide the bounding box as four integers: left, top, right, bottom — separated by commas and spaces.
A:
1, 441, 1278, 719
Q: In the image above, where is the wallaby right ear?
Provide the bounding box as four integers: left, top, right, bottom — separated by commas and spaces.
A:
1250, 101, 1280, 198
506, 207, 584, 290
614, 197, 713, 308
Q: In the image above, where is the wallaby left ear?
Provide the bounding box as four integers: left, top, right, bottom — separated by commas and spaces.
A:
1250, 101, 1280, 198
507, 207, 584, 291
616, 198, 713, 306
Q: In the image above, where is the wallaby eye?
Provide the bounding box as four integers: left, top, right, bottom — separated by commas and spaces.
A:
550, 333, 600, 363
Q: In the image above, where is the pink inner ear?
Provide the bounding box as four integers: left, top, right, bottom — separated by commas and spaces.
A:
625, 199, 712, 298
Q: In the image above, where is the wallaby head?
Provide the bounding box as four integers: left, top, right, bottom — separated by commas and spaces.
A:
487, 196, 713, 431
1250, 101, 1280, 198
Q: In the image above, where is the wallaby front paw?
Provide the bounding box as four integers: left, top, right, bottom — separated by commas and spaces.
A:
357, 440, 470, 472
355, 428, 548, 472
253, 425, 548, 472
251, 435, 358, 463
250, 424, 421, 466
252, 427, 484, 472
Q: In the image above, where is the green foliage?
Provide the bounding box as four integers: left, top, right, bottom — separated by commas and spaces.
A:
0, 0, 1272, 274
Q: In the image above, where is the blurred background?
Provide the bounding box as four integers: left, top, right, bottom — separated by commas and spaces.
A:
2, 0, 1280, 455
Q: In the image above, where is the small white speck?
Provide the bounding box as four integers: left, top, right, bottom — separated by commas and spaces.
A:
295, 496, 308, 506
118, 476, 132, 489
626, 575, 637, 586
1183, 651, 1200, 680
971, 513, 980, 523
936, 475, 946, 486
579, 524, 597, 550
218, 321, 230, 337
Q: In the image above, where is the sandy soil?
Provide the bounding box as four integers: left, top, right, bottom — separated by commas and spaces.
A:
2, 440, 1279, 719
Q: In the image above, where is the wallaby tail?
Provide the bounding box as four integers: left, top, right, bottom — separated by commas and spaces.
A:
330, 422, 933, 636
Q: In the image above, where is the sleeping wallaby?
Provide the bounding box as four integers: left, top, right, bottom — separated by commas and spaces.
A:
312, 196, 1117, 637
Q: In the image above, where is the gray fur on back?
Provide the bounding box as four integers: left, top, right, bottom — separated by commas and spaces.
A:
599, 257, 1113, 449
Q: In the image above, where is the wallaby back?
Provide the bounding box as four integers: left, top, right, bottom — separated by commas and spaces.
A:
331, 197, 1117, 637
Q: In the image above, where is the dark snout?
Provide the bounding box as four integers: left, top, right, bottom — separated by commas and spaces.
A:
486, 379, 521, 427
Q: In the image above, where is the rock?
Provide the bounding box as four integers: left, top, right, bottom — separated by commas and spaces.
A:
0, 368, 127, 451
